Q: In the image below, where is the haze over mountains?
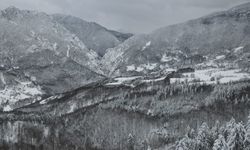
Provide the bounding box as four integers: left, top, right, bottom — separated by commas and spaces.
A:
0, 2, 250, 150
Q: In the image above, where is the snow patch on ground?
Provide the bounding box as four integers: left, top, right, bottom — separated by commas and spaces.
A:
171, 69, 250, 84
165, 68, 176, 72
145, 41, 151, 47
39, 95, 63, 105
67, 103, 76, 113
0, 82, 42, 104
66, 49, 70, 57
3, 105, 12, 112
53, 43, 58, 50
0, 81, 43, 112
127, 63, 157, 72
142, 41, 151, 51
142, 76, 166, 83
105, 76, 141, 86
144, 63, 157, 70
161, 54, 173, 62
216, 55, 225, 60
136, 66, 144, 72
0, 72, 6, 85
127, 65, 136, 71
43, 128, 49, 138
234, 46, 244, 53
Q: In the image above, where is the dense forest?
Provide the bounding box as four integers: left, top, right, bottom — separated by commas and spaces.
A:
176, 116, 250, 150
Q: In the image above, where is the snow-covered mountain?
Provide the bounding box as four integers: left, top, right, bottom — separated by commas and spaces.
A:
1, 2, 250, 150
53, 14, 133, 56
103, 2, 250, 76
0, 6, 105, 108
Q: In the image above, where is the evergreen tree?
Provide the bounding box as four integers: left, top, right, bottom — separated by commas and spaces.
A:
127, 133, 136, 150
245, 114, 250, 149
186, 126, 196, 139
176, 116, 250, 150
211, 121, 220, 142
176, 136, 197, 150
213, 135, 228, 150
223, 118, 237, 140
227, 122, 245, 150
196, 123, 212, 150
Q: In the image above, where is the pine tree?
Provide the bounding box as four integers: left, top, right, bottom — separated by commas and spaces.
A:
186, 126, 196, 139
223, 118, 237, 140
176, 136, 197, 150
213, 135, 228, 150
127, 133, 136, 150
244, 114, 250, 149
227, 122, 245, 150
176, 116, 250, 150
211, 121, 220, 142
196, 123, 212, 150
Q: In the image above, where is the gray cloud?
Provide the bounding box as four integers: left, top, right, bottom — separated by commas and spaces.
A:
0, 0, 249, 33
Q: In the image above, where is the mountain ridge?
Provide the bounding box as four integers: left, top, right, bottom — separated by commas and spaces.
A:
0, 2, 250, 150
52, 14, 133, 56
103, 2, 250, 76
0, 6, 105, 103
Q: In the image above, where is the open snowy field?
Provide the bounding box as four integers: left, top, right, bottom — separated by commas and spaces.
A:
171, 68, 250, 84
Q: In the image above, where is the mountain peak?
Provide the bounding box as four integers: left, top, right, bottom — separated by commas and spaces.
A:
230, 2, 250, 11
1, 6, 23, 19
2, 6, 21, 14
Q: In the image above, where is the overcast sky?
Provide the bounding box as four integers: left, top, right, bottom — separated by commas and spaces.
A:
0, 0, 250, 33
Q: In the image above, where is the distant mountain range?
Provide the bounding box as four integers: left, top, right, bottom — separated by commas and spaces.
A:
0, 2, 250, 150
103, 2, 250, 76
0, 3, 250, 105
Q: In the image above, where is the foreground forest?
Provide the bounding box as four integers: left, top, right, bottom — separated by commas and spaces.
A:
176, 116, 250, 150
0, 79, 249, 150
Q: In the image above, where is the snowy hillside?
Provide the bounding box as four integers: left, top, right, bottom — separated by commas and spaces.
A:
53, 14, 132, 56
1, 2, 250, 150
0, 6, 105, 109
102, 3, 250, 77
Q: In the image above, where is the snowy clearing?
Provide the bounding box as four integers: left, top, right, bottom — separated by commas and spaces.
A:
216, 55, 225, 60
0, 81, 43, 112
171, 69, 250, 84
127, 65, 136, 71
161, 54, 174, 62
126, 63, 158, 72
142, 76, 166, 83
39, 95, 63, 105
105, 76, 141, 86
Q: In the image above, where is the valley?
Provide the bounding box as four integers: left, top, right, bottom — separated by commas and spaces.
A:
0, 2, 250, 150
